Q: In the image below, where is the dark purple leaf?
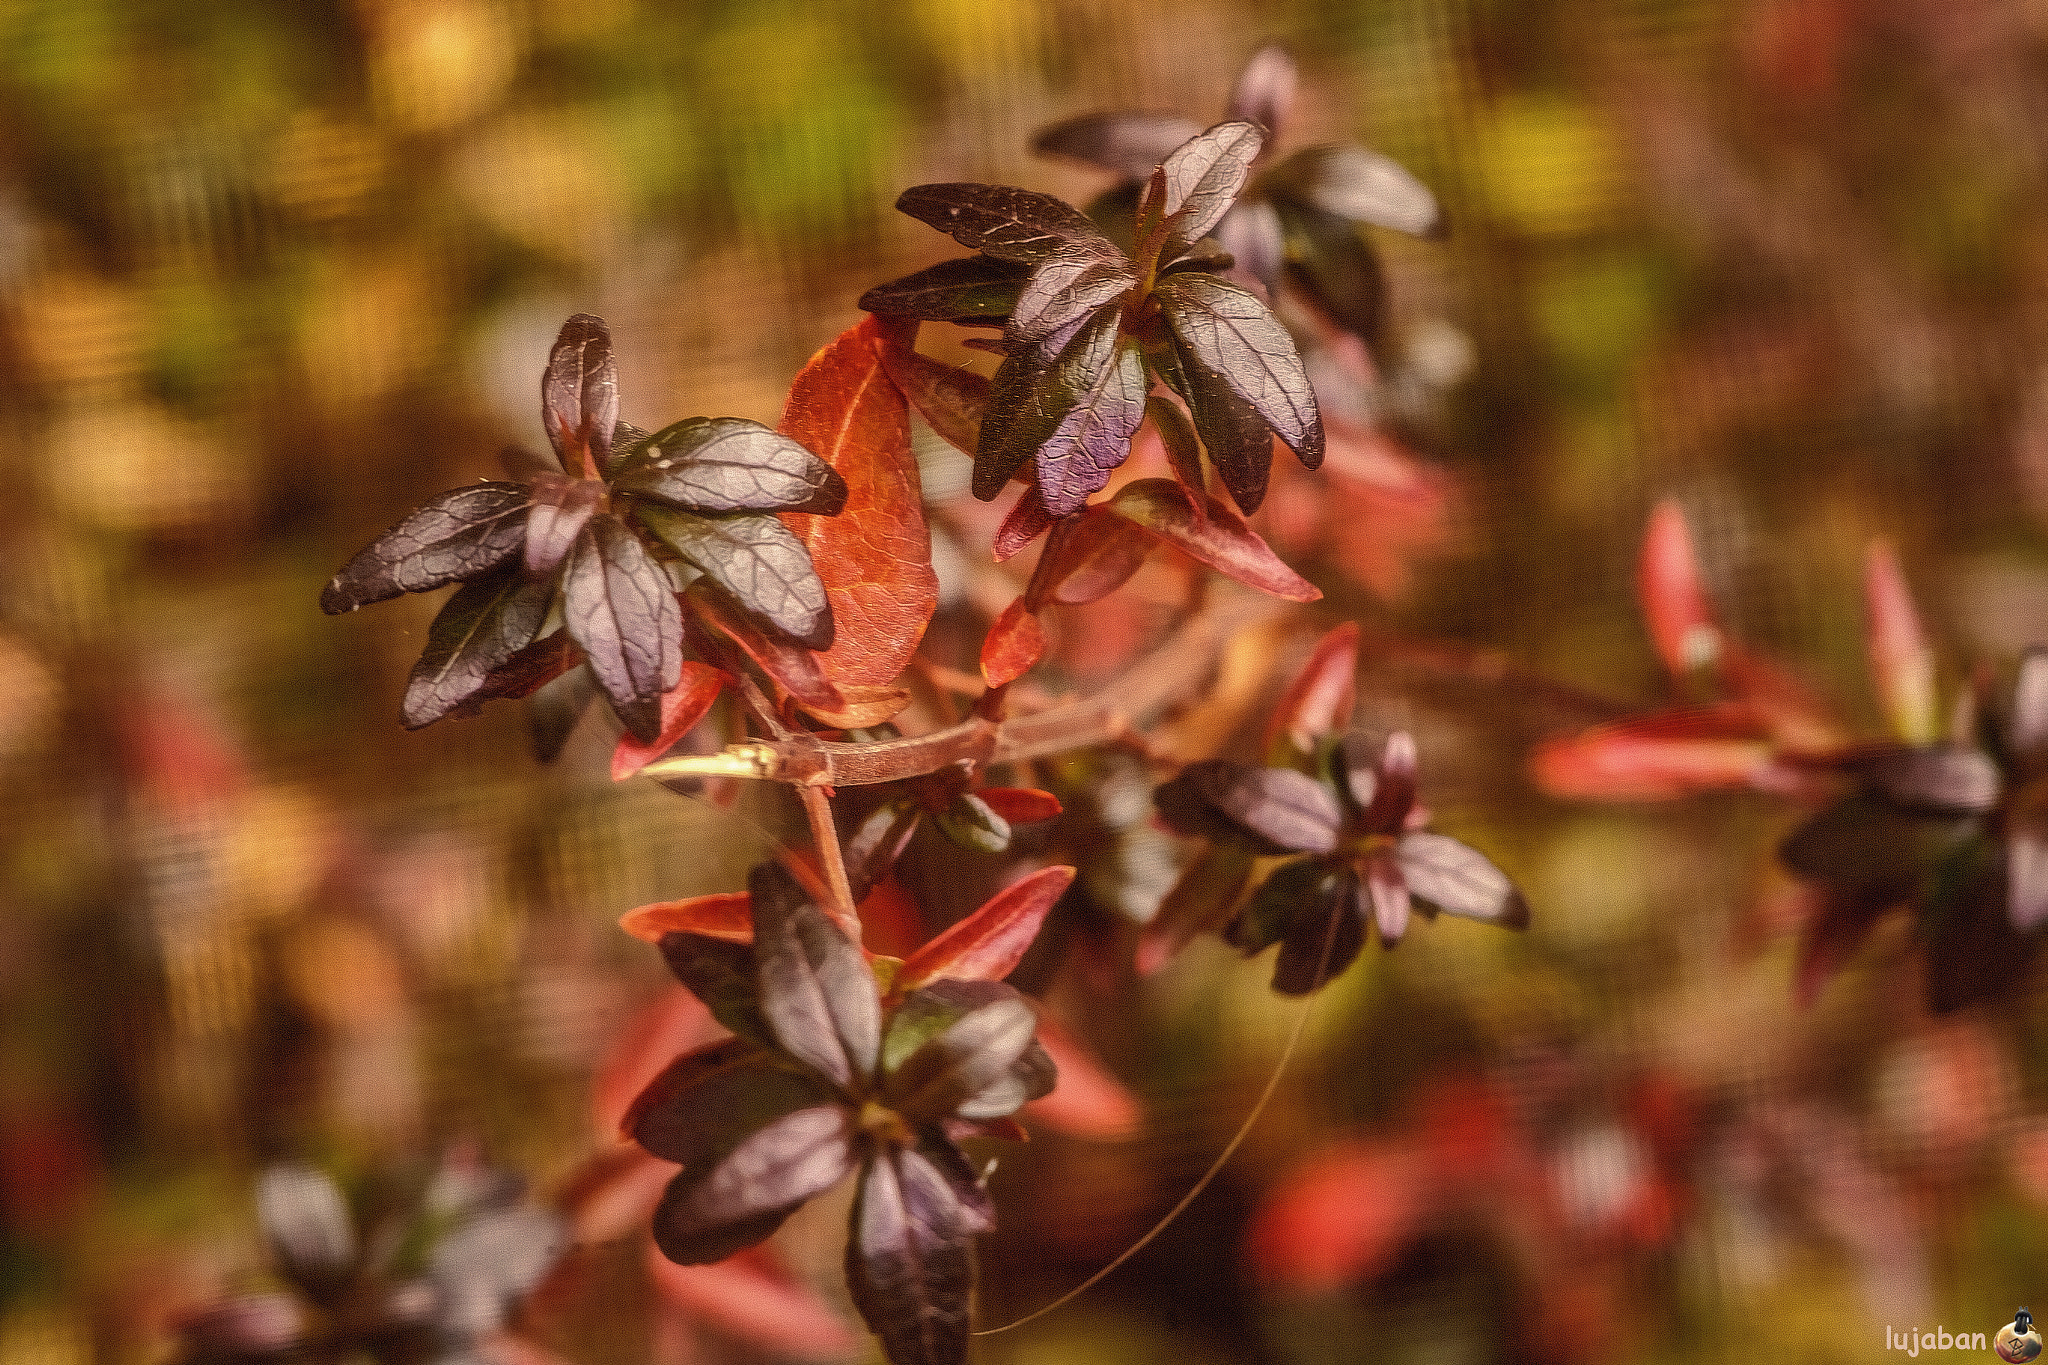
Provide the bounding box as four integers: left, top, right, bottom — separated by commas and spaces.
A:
858, 255, 1032, 322
1395, 833, 1529, 927
257, 1164, 356, 1286
1160, 235, 1238, 275
604, 420, 651, 474
1273, 197, 1390, 343
1155, 760, 1263, 845
543, 313, 619, 479
883, 980, 1047, 1122
1343, 731, 1417, 832
1032, 505, 1152, 606
750, 863, 880, 1092
1363, 856, 1409, 945
1227, 45, 1297, 140
989, 483, 1060, 561
2012, 649, 2048, 771
1032, 111, 1205, 180
1793, 887, 1893, 1007
1197, 763, 1341, 854
846, 1146, 986, 1365
659, 933, 776, 1049
635, 506, 832, 650
1155, 272, 1322, 468
402, 566, 555, 729
1033, 323, 1149, 517
974, 309, 1137, 505
2008, 794, 2048, 932
1005, 244, 1134, 348
612, 418, 847, 516
1271, 868, 1363, 994
524, 472, 604, 576
895, 183, 1105, 264
652, 1105, 858, 1265
1228, 855, 1341, 956
1779, 794, 1972, 893
1924, 859, 2033, 1013
563, 515, 683, 740
1861, 743, 2002, 814
629, 1037, 838, 1168
1267, 144, 1446, 239
1144, 328, 1280, 514
844, 801, 922, 906
320, 483, 530, 613
1158, 121, 1264, 262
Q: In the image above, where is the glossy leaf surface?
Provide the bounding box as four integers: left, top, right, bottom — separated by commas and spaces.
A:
895, 866, 1076, 994
563, 515, 682, 740
1107, 479, 1320, 601
846, 1147, 983, 1365
1158, 121, 1264, 261
402, 566, 554, 729
857, 255, 1031, 323
1155, 273, 1322, 466
751, 864, 880, 1091
613, 417, 848, 516
320, 483, 530, 612
637, 505, 833, 651
895, 183, 1102, 263
542, 313, 619, 479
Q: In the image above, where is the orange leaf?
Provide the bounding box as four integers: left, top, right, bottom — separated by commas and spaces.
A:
1034, 506, 1153, 606
1107, 478, 1320, 602
687, 583, 905, 728
618, 891, 754, 945
611, 662, 731, 780
1529, 715, 1779, 801
646, 1241, 859, 1360
1023, 1016, 1141, 1140
778, 317, 937, 690
976, 787, 1062, 824
895, 865, 1074, 993
981, 597, 1047, 687
1263, 622, 1359, 759
1637, 499, 1721, 678
1863, 540, 1937, 744
991, 484, 1060, 562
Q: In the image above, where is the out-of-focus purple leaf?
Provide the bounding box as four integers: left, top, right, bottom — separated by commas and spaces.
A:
563, 515, 682, 740
652, 1106, 858, 1266
1779, 794, 1966, 893
523, 474, 604, 577
429, 1204, 566, 1339
2008, 793, 2048, 932
1138, 841, 1256, 974
751, 863, 880, 1091
1215, 198, 1286, 295
1860, 744, 2001, 814
1158, 121, 1264, 261
636, 505, 832, 650
321, 483, 530, 612
2011, 649, 2048, 770
1032, 111, 1205, 180
186, 1295, 305, 1354
402, 566, 555, 730
846, 1146, 986, 1365
1228, 45, 1297, 139
658, 933, 775, 1049
1395, 832, 1529, 927
1268, 145, 1446, 239
1271, 869, 1363, 994
895, 184, 1104, 263
527, 657, 595, 763
1274, 197, 1389, 343
1364, 857, 1409, 945
1228, 855, 1340, 956
858, 255, 1031, 323
612, 418, 847, 516
1033, 507, 1152, 606
1198, 763, 1342, 853
1344, 731, 1417, 831
1924, 862, 2035, 1014
257, 1164, 357, 1286
542, 314, 618, 479
1156, 272, 1322, 467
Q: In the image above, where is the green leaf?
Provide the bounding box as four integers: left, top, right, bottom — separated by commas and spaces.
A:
933, 792, 1012, 854
635, 504, 832, 650
401, 564, 555, 729
883, 979, 1048, 1122
321, 482, 530, 613
612, 418, 847, 516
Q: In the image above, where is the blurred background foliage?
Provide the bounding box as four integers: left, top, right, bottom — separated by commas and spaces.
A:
5, 0, 2048, 1362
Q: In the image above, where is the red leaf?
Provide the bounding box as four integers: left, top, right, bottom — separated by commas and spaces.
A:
1246, 1138, 1432, 1292
1023, 1016, 1141, 1140
1263, 622, 1359, 759
873, 320, 989, 456
778, 317, 937, 691
646, 1241, 859, 1360
559, 1146, 677, 1245
991, 484, 1060, 562
1720, 646, 1844, 753
619, 892, 754, 945
1033, 507, 1154, 606
1637, 499, 1721, 677
612, 662, 732, 780
1107, 478, 1320, 602
895, 866, 1075, 993
981, 597, 1047, 688
590, 984, 728, 1135
976, 788, 1062, 824
1529, 713, 1781, 801
1863, 540, 1937, 744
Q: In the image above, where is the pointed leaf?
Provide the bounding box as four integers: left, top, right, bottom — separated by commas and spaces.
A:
637, 505, 832, 650
1264, 623, 1359, 759
1107, 478, 1320, 601
523, 473, 604, 576
1007, 246, 1135, 347
897, 866, 1076, 993
1033, 504, 1153, 606
858, 254, 1031, 322
563, 515, 682, 741
402, 566, 555, 729
874, 326, 990, 456
1267, 144, 1446, 238
612, 662, 732, 780
1860, 743, 2001, 814
621, 891, 755, 946
933, 792, 1012, 854
1228, 45, 1297, 139
542, 314, 618, 479
1033, 328, 1150, 517
1273, 197, 1391, 343
1155, 272, 1321, 466
1146, 393, 1207, 496
751, 863, 880, 1090
658, 933, 775, 1048
651, 1105, 857, 1265
1032, 111, 1205, 180
613, 418, 847, 516
626, 1037, 830, 1168
1527, 714, 1779, 801
1272, 869, 1364, 994
1137, 841, 1257, 974
1863, 540, 1937, 744
1395, 832, 1529, 927
321, 483, 530, 612
975, 788, 1062, 824
980, 597, 1047, 688
895, 183, 1106, 263
1147, 328, 1281, 512
847, 1146, 981, 1365
990, 484, 1061, 561
1159, 121, 1265, 261
779, 317, 937, 690
1199, 763, 1342, 853
885, 979, 1046, 1121
1637, 500, 1721, 678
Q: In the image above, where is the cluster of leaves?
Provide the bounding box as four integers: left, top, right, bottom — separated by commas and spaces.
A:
621, 862, 1070, 1365
179, 1156, 564, 1365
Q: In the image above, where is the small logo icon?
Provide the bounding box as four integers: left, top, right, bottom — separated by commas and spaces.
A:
1997, 1308, 2043, 1363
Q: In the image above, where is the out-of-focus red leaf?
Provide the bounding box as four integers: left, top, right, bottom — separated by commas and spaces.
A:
1108, 478, 1320, 602
976, 788, 1062, 824
1263, 622, 1359, 759
854, 874, 926, 961
591, 984, 729, 1136
1637, 499, 1721, 678
0, 1109, 97, 1237
1720, 646, 1845, 754
611, 662, 731, 780
991, 485, 1060, 562
645, 1240, 859, 1360
1863, 540, 1937, 745
1022, 1016, 1141, 1140
778, 317, 937, 691
1529, 710, 1783, 800
619, 893, 754, 946
895, 866, 1074, 993
1260, 420, 1457, 601
981, 598, 1047, 687
559, 1146, 677, 1245
1033, 507, 1154, 606
1246, 1138, 1431, 1292
873, 321, 989, 457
